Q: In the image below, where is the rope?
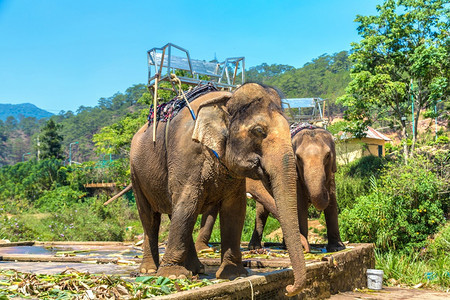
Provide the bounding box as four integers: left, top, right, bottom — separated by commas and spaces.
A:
247, 278, 254, 300
170, 74, 196, 120
236, 277, 255, 300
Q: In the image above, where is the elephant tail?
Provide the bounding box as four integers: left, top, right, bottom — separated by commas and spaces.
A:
103, 183, 133, 206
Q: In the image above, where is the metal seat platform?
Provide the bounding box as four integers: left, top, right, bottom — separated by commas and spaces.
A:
282, 98, 328, 126
147, 43, 245, 91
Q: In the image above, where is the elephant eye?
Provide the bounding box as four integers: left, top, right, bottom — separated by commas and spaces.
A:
251, 126, 267, 138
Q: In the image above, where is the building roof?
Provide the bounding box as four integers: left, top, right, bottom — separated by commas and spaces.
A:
365, 127, 392, 141
338, 126, 392, 141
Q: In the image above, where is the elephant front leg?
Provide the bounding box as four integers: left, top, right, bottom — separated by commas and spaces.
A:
297, 182, 311, 252
324, 178, 345, 252
248, 202, 270, 250
195, 204, 219, 252
217, 185, 248, 280
158, 198, 204, 278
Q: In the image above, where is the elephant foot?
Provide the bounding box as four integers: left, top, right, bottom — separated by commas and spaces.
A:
216, 263, 248, 280
326, 241, 346, 252
248, 239, 262, 250
157, 264, 193, 279
139, 260, 158, 274
184, 258, 205, 275
195, 241, 211, 252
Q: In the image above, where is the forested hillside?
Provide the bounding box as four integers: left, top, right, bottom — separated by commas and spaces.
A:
246, 51, 351, 115
0, 84, 147, 166
0, 52, 350, 166
0, 103, 53, 121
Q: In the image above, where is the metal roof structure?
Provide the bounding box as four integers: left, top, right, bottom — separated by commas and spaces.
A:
281, 98, 327, 125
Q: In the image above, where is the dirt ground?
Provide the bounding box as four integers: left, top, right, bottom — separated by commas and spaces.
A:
330, 287, 449, 299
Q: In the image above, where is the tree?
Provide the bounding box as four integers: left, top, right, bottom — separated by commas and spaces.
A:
0, 121, 7, 165
245, 63, 294, 83
40, 119, 64, 160
338, 0, 450, 162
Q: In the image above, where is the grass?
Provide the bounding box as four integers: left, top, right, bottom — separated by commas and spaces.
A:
375, 222, 450, 291
375, 250, 450, 290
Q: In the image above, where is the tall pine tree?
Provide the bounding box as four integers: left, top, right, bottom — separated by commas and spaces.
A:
40, 119, 64, 160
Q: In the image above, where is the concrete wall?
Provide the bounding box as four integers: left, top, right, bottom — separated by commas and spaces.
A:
156, 243, 375, 300
336, 138, 386, 164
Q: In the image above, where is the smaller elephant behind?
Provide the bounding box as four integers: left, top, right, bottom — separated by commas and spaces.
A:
195, 125, 345, 253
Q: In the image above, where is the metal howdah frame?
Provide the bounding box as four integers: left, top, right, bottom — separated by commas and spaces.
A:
147, 43, 245, 92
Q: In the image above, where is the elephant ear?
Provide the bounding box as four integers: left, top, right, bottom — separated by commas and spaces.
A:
192, 92, 232, 158
332, 154, 337, 173
330, 141, 337, 173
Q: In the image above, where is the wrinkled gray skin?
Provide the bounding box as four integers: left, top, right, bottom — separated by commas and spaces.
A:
196, 127, 345, 253
130, 83, 306, 296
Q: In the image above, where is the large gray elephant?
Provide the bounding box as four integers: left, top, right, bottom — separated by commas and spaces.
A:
130, 83, 306, 296
195, 126, 345, 253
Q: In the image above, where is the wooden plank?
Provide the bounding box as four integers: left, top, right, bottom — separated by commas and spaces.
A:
83, 183, 116, 188
0, 254, 134, 264
0, 241, 35, 247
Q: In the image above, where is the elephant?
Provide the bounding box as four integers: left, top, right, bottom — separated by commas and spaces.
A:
130, 83, 306, 296
195, 125, 345, 254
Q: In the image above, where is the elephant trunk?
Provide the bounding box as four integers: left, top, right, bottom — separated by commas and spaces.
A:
263, 145, 306, 296
303, 166, 329, 211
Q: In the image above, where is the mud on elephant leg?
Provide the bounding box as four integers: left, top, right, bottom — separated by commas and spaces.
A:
195, 204, 219, 252
248, 202, 270, 250
216, 186, 248, 280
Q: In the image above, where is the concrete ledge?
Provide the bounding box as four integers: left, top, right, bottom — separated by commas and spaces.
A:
155, 243, 375, 300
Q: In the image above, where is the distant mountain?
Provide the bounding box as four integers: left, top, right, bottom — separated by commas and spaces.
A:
0, 103, 53, 121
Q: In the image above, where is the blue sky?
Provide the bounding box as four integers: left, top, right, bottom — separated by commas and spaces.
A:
0, 0, 381, 113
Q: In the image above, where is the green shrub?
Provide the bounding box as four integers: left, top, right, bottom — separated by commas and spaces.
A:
34, 186, 87, 212
339, 157, 446, 251
335, 156, 387, 211
426, 223, 450, 257
436, 135, 449, 144
0, 159, 67, 204
327, 121, 349, 135
0, 196, 140, 242
335, 172, 366, 211
347, 155, 386, 178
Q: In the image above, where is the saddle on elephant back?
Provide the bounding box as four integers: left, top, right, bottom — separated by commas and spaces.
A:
147, 82, 218, 125
290, 122, 318, 137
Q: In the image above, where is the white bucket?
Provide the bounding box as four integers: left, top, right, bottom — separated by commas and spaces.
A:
367, 269, 383, 290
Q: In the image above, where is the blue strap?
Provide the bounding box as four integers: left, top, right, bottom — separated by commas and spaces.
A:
211, 149, 220, 159
188, 107, 196, 120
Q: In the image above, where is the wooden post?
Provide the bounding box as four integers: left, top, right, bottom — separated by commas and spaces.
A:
153, 76, 159, 142
232, 61, 239, 86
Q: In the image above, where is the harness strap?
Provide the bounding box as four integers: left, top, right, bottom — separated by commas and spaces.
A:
290, 122, 317, 137
165, 118, 170, 148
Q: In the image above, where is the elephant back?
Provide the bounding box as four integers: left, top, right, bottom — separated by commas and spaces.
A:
147, 83, 218, 125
